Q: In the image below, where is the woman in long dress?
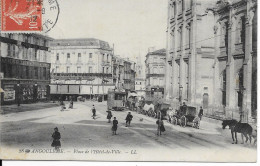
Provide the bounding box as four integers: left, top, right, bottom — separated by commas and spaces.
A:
51, 127, 61, 150
112, 117, 118, 135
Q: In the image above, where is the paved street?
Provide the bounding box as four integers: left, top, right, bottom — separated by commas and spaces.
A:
0, 101, 257, 161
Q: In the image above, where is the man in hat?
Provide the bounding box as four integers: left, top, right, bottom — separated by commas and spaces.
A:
92, 105, 96, 119
125, 112, 133, 127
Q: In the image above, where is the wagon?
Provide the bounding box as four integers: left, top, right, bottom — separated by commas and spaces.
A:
172, 106, 198, 127
141, 101, 154, 116
153, 102, 171, 120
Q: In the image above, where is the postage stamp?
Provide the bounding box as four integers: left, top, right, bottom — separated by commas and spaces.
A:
1, 0, 42, 31
1, 0, 59, 32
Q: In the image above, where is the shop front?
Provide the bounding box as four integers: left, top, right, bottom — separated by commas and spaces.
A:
1, 79, 50, 105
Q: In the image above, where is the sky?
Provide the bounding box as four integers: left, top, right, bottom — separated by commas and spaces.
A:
47, 0, 168, 62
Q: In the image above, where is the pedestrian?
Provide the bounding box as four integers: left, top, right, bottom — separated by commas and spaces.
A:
51, 127, 61, 150
112, 117, 118, 135
156, 119, 165, 136
106, 109, 113, 123
69, 99, 73, 109
198, 106, 203, 120
60, 101, 65, 111
182, 102, 187, 115
125, 112, 133, 127
92, 105, 96, 119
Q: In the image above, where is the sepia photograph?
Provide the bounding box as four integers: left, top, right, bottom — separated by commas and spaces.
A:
0, 0, 258, 162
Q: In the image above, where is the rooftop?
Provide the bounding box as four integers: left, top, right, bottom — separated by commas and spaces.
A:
146, 48, 166, 56
50, 38, 112, 50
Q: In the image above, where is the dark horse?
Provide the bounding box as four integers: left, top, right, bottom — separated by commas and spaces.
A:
222, 119, 253, 144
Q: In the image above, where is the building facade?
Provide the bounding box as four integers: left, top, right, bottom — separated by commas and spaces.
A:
165, 0, 217, 109
50, 38, 114, 101
123, 59, 136, 94
112, 55, 125, 90
0, 33, 52, 105
145, 48, 166, 100
135, 56, 146, 97
211, 0, 257, 123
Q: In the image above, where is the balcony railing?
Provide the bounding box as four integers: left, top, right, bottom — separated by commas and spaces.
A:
51, 73, 112, 80
102, 61, 110, 66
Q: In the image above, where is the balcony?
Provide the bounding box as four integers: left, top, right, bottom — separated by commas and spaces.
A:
146, 74, 165, 78
102, 61, 110, 66
233, 43, 245, 59
51, 73, 112, 80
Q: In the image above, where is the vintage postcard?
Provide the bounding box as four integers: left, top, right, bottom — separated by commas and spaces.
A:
0, 0, 258, 162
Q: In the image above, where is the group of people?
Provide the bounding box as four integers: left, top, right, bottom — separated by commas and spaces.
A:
109, 111, 134, 135
51, 102, 205, 150
60, 100, 74, 111
91, 105, 134, 135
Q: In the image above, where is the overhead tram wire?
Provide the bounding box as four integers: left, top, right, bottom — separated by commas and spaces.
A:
168, 27, 252, 52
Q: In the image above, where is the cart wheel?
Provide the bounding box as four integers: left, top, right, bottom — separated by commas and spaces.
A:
172, 117, 178, 125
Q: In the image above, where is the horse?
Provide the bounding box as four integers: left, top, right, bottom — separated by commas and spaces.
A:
222, 119, 253, 144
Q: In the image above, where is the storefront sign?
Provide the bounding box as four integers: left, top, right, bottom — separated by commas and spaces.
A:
3, 85, 15, 101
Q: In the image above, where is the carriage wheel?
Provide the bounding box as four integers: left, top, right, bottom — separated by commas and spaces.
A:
181, 116, 187, 127
172, 117, 178, 125
152, 112, 156, 118
167, 116, 170, 123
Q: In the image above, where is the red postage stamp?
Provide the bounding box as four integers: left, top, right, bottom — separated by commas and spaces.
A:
1, 0, 42, 31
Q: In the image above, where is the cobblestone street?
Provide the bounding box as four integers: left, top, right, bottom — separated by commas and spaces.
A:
0, 101, 256, 161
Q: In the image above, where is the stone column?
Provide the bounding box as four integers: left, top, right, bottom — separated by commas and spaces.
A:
242, 6, 255, 123
226, 18, 237, 119
190, 15, 196, 105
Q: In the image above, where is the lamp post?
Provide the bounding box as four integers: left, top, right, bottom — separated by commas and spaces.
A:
17, 83, 20, 106
102, 62, 110, 101
87, 77, 95, 100
34, 82, 38, 102
179, 85, 183, 103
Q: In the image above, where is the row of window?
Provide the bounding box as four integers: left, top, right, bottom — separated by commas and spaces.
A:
7, 44, 48, 62
172, 23, 192, 50
147, 78, 165, 86
1, 63, 49, 80
149, 56, 165, 63
56, 53, 111, 62
149, 66, 165, 74
55, 66, 111, 73
4, 33, 48, 46
170, 0, 193, 18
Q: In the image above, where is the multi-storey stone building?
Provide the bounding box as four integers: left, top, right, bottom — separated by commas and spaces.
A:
112, 55, 124, 90
135, 56, 146, 97
50, 38, 114, 101
112, 56, 136, 94
145, 48, 166, 100
123, 58, 136, 94
0, 33, 52, 105
211, 0, 257, 123
165, 0, 217, 109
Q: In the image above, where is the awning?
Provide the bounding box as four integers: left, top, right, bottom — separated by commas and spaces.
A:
128, 93, 138, 98
0, 88, 5, 93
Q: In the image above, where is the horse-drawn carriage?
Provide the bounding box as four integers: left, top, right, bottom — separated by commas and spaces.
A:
139, 100, 171, 120
154, 102, 171, 120
171, 106, 200, 128
139, 100, 154, 116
